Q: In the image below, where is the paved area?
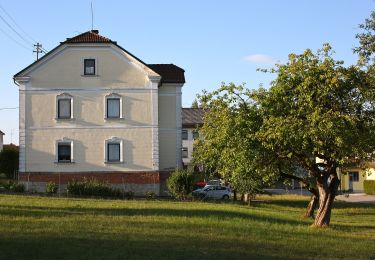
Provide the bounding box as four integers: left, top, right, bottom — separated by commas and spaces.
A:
265, 189, 375, 205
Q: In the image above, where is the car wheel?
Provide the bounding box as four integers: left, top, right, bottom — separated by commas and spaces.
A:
222, 195, 229, 200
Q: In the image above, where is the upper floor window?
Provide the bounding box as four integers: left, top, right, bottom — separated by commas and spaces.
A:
56, 93, 73, 119
105, 93, 122, 119
182, 130, 188, 140
84, 59, 96, 75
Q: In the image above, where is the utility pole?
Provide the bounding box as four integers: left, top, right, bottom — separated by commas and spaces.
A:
33, 42, 43, 60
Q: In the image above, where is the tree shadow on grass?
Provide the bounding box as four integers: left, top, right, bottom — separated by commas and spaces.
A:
0, 203, 305, 227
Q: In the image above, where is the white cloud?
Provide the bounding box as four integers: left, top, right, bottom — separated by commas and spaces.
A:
244, 54, 278, 64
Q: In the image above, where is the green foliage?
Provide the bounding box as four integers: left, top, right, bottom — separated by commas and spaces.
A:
145, 191, 156, 200
2, 181, 25, 192
45, 182, 58, 194
364, 180, 375, 195
66, 178, 127, 198
354, 11, 375, 66
167, 169, 194, 200
0, 147, 19, 179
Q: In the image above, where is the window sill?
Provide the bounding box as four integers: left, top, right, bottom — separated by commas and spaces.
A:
81, 74, 100, 77
104, 161, 124, 164
104, 117, 124, 121
55, 118, 75, 121
54, 161, 75, 164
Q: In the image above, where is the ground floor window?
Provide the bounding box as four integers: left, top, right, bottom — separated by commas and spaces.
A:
56, 138, 73, 163
349, 172, 359, 182
182, 147, 188, 158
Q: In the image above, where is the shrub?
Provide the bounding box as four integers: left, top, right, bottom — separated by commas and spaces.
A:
67, 178, 113, 197
167, 169, 194, 200
10, 182, 25, 192
0, 146, 19, 179
145, 191, 156, 200
45, 182, 58, 194
1, 181, 25, 192
66, 178, 132, 198
124, 191, 134, 200
364, 180, 375, 195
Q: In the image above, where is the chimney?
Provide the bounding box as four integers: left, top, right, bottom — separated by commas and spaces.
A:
91, 30, 99, 34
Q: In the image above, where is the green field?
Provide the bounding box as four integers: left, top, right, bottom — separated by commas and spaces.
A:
0, 194, 374, 259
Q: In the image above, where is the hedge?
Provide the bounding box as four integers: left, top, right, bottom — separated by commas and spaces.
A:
364, 180, 375, 195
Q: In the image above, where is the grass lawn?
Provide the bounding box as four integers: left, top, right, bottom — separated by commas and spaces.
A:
0, 194, 374, 259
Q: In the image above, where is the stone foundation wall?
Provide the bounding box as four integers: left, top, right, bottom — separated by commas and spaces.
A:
19, 171, 163, 196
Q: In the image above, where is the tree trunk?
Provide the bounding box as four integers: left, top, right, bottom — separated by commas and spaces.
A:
233, 190, 237, 202
312, 175, 340, 227
304, 194, 318, 218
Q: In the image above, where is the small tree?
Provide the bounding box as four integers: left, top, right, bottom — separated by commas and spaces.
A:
0, 146, 19, 179
167, 169, 194, 200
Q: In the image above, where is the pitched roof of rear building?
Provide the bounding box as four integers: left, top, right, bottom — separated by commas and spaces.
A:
147, 64, 185, 84
14, 30, 185, 84
182, 108, 205, 127
0, 130, 4, 135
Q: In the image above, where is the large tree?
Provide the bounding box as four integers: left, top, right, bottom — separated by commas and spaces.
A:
194, 44, 375, 227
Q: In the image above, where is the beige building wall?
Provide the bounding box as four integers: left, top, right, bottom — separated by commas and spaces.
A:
18, 44, 159, 173
25, 128, 153, 172
158, 84, 182, 170
340, 168, 375, 192
30, 46, 151, 89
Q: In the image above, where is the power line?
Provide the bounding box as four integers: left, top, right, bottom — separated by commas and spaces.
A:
0, 26, 32, 51
0, 3, 36, 44
0, 13, 34, 46
0, 107, 19, 110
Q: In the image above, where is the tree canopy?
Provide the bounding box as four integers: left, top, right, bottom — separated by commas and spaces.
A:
193, 43, 375, 227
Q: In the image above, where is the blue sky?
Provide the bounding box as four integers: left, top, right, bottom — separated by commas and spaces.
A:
0, 0, 374, 144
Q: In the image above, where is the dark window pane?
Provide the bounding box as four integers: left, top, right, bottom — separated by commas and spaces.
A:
58, 99, 71, 118
108, 143, 120, 162
349, 172, 359, 182
182, 147, 188, 158
84, 59, 95, 75
182, 130, 188, 140
58, 143, 71, 162
107, 98, 120, 118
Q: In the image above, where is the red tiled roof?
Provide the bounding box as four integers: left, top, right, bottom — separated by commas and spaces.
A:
182, 108, 205, 127
64, 30, 113, 43
148, 64, 185, 84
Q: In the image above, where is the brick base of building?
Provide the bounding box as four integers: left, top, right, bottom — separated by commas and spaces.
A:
19, 171, 172, 196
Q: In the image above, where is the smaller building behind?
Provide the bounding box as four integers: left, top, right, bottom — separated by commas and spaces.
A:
182, 108, 204, 168
0, 131, 4, 151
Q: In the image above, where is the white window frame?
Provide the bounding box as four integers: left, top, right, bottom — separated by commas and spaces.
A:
56, 93, 74, 120
55, 138, 74, 163
182, 129, 188, 140
105, 137, 123, 164
81, 57, 98, 76
104, 93, 123, 119
182, 147, 188, 158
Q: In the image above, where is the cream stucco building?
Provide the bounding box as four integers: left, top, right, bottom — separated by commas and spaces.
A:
13, 30, 185, 195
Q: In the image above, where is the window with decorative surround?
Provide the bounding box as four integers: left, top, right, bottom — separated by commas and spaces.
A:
105, 137, 123, 163
105, 93, 122, 119
56, 93, 73, 119
55, 138, 74, 163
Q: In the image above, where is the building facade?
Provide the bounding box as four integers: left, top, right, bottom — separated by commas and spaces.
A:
181, 108, 204, 168
13, 30, 185, 195
0, 130, 4, 151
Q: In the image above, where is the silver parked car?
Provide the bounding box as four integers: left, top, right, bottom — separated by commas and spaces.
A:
192, 185, 232, 200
